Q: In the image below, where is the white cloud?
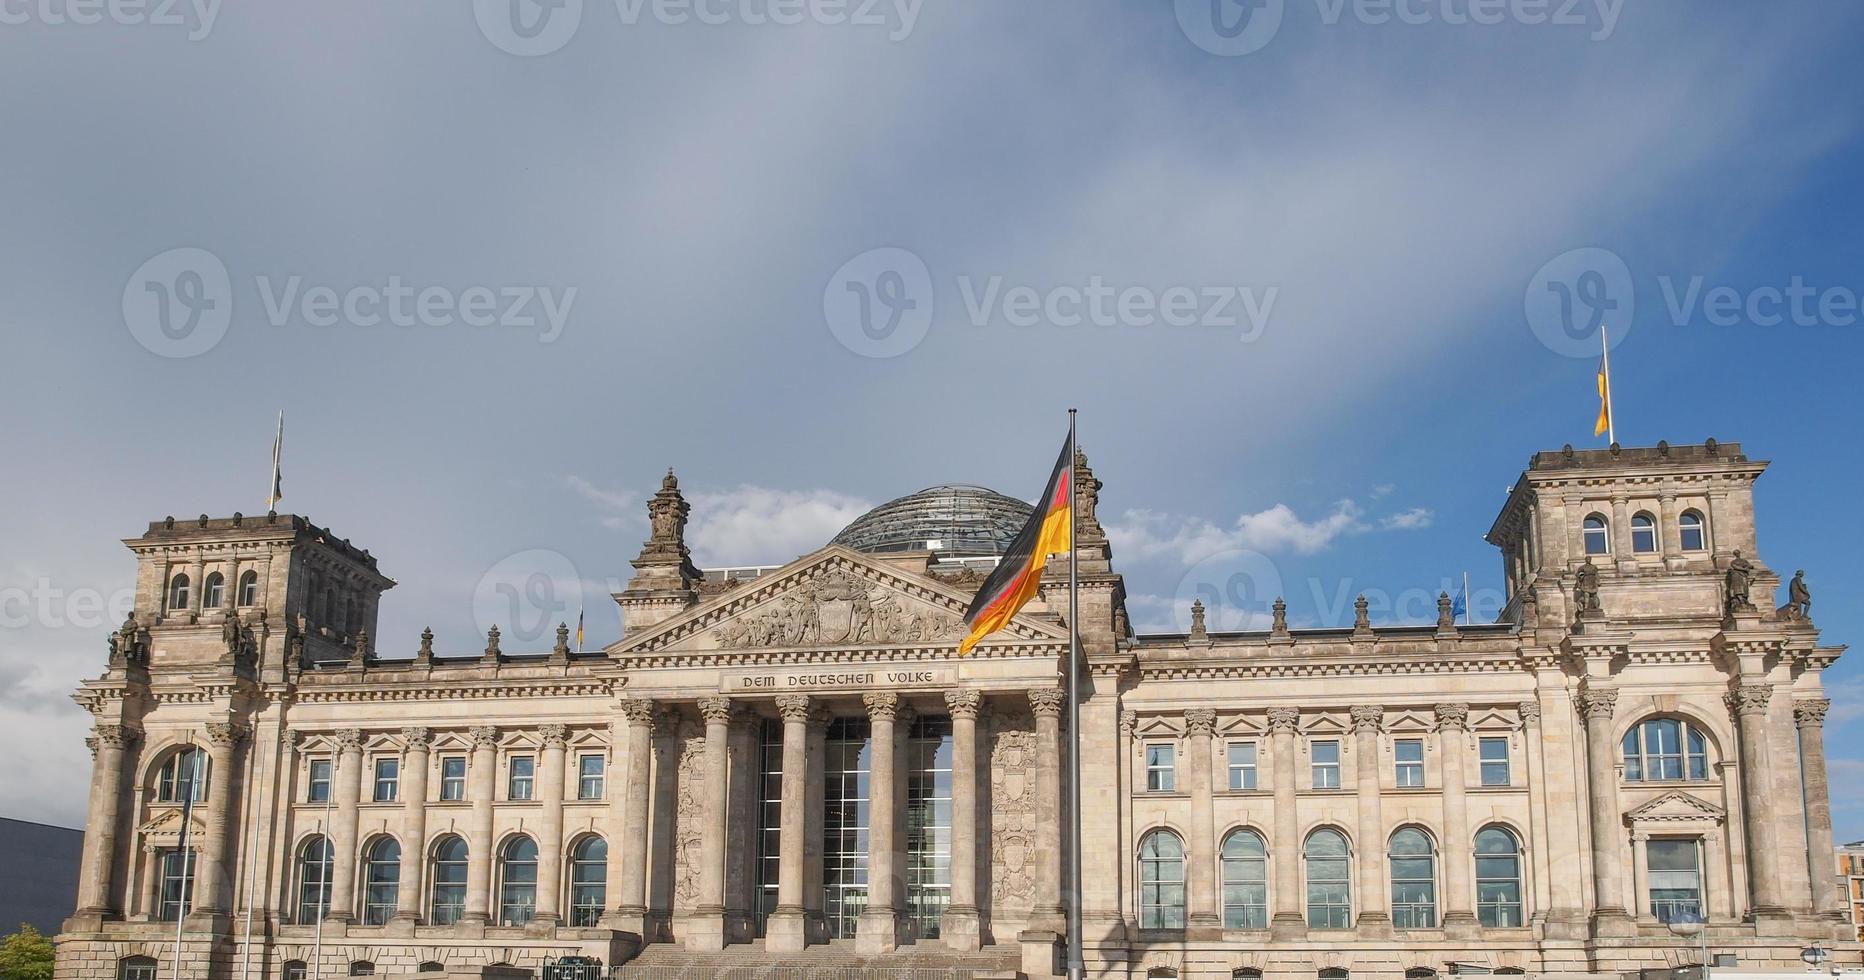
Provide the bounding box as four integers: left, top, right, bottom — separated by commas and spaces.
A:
568, 477, 873, 568
1125, 592, 1273, 635
1108, 497, 1433, 566
1380, 507, 1435, 531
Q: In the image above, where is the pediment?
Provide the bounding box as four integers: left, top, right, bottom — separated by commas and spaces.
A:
612, 545, 1068, 656
1626, 790, 1725, 825
139, 806, 208, 841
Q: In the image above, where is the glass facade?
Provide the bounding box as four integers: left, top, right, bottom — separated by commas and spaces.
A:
1647, 838, 1703, 923
823, 718, 871, 938
1305, 829, 1351, 928
569, 837, 607, 927
905, 715, 953, 939
831, 485, 1035, 556
363, 839, 400, 925
756, 718, 784, 932
1389, 828, 1437, 928
296, 837, 331, 923
429, 837, 468, 925
157, 847, 195, 922
1220, 829, 1268, 928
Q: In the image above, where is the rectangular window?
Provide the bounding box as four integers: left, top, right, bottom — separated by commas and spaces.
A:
508, 756, 535, 800
1226, 741, 1258, 791
156, 848, 195, 921
1647, 838, 1703, 923
440, 756, 466, 801
1145, 744, 1176, 792
1310, 740, 1341, 790
577, 755, 605, 800
373, 758, 398, 802
1395, 739, 1425, 788
307, 759, 332, 804
1479, 737, 1511, 786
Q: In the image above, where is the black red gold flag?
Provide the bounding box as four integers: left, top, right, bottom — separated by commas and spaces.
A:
957, 438, 1073, 655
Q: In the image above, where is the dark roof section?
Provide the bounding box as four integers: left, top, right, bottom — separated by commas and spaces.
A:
832, 485, 1035, 557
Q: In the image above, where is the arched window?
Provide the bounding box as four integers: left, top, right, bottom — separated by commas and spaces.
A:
349, 963, 374, 976
1305, 828, 1351, 929
1623, 718, 1710, 781
168, 573, 191, 610
202, 572, 226, 608
1476, 826, 1524, 926
1137, 830, 1186, 929
238, 570, 260, 606
429, 836, 468, 925
157, 747, 209, 802
1389, 827, 1437, 928
119, 956, 159, 980
1582, 514, 1610, 555
499, 836, 539, 925
363, 837, 400, 925
1678, 511, 1706, 552
296, 835, 333, 923
1631, 512, 1657, 553
1220, 829, 1268, 929
282, 961, 307, 980
569, 836, 608, 927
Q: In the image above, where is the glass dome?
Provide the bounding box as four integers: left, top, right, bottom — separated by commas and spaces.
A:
831, 485, 1034, 556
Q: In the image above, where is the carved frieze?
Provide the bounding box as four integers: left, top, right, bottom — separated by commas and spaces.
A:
989, 713, 1038, 909
710, 568, 963, 649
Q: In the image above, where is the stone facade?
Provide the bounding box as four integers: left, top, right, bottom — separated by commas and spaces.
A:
53, 444, 1860, 980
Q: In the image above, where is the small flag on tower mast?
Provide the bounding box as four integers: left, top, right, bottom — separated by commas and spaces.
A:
267, 411, 284, 511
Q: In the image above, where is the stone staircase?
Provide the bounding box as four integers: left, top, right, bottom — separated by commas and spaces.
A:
612, 938, 1023, 979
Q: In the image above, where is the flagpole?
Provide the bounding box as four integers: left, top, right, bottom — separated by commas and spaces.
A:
1462, 571, 1470, 627
1600, 326, 1615, 444
1065, 409, 1084, 980
172, 733, 197, 980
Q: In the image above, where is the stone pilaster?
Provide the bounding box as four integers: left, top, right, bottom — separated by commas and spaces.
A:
1027, 688, 1066, 930
688, 699, 734, 950
463, 725, 499, 926
611, 700, 655, 937
189, 722, 247, 922
393, 727, 431, 927
1184, 707, 1220, 934
857, 692, 902, 954
71, 725, 138, 924
765, 694, 811, 953
1728, 683, 1793, 928
1435, 703, 1478, 938
533, 724, 569, 930
1350, 706, 1390, 937
1794, 698, 1847, 933
326, 727, 365, 923
1576, 686, 1633, 936
941, 689, 983, 950
1267, 707, 1304, 940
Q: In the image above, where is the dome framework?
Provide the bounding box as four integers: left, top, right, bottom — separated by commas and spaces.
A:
830, 484, 1034, 557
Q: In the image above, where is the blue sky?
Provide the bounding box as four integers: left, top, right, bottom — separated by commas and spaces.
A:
1, 2, 1861, 844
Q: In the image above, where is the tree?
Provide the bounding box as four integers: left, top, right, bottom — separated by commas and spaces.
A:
0, 924, 54, 980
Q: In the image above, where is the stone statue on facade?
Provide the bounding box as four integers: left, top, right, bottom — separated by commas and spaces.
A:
110, 613, 147, 666
1574, 559, 1602, 619
1724, 549, 1755, 613
1784, 569, 1811, 621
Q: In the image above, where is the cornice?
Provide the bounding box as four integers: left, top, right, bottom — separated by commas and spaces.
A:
292, 678, 617, 704
1133, 650, 1523, 681
617, 641, 1068, 671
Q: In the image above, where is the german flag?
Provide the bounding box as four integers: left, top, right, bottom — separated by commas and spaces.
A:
958, 438, 1073, 655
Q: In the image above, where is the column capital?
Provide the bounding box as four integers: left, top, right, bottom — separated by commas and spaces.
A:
1518, 701, 1542, 728
469, 725, 501, 748
863, 691, 899, 722
943, 689, 981, 719
92, 724, 141, 749
1575, 686, 1619, 720
1350, 705, 1385, 734
1267, 706, 1300, 733
1119, 709, 1137, 737
1793, 698, 1831, 728
696, 696, 735, 724
1725, 683, 1772, 718
334, 727, 366, 752
538, 723, 570, 747
1183, 707, 1217, 737
1028, 688, 1065, 719
774, 694, 812, 722
283, 729, 304, 749
1433, 702, 1470, 731
204, 722, 249, 747
401, 726, 434, 749
619, 698, 657, 726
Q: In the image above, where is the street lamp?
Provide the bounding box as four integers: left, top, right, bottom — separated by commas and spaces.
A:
1668, 913, 1708, 980
1801, 947, 1828, 974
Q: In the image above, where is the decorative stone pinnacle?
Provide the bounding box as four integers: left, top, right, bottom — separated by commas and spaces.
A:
1184, 708, 1217, 736
1267, 706, 1300, 733
1350, 705, 1384, 734
1028, 688, 1065, 718
1188, 599, 1208, 642
1437, 592, 1455, 630
1353, 594, 1372, 633
417, 627, 434, 661
774, 694, 812, 723
944, 689, 981, 719
1271, 597, 1289, 636
483, 624, 502, 662
554, 622, 571, 658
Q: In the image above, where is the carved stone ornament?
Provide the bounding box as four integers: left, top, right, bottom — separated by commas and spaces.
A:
92, 724, 138, 749
1353, 594, 1372, 632
989, 724, 1038, 905
696, 697, 734, 725
1271, 597, 1289, 635
1119, 709, 1137, 737
1574, 559, 1602, 618
1723, 550, 1756, 614
1726, 684, 1772, 717
672, 723, 706, 905
1437, 592, 1455, 629
539, 723, 569, 746
864, 691, 900, 722
1184, 707, 1217, 737
334, 727, 366, 752
1518, 701, 1542, 727
1267, 706, 1300, 733
205, 722, 249, 747
1027, 688, 1065, 718
1188, 599, 1208, 641
470, 725, 501, 748
1350, 705, 1384, 734
620, 698, 657, 726
944, 689, 981, 719
1793, 698, 1831, 728
1784, 569, 1812, 621
774, 694, 812, 723
1434, 702, 1470, 731
401, 726, 434, 749
712, 568, 963, 648
1575, 687, 1618, 721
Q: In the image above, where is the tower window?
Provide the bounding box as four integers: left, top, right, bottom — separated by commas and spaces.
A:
238, 570, 260, 606
169, 573, 191, 610
1678, 511, 1706, 552
1582, 515, 1610, 555
202, 572, 226, 608
1631, 512, 1657, 553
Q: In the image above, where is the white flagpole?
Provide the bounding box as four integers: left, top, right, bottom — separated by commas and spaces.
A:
239, 729, 269, 980
172, 734, 197, 980
1065, 409, 1084, 980
1600, 326, 1616, 445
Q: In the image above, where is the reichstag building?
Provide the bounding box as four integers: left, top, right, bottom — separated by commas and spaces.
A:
53, 441, 1857, 979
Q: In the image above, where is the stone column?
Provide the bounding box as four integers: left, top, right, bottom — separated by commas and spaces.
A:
325, 728, 365, 922
1118, 710, 1138, 934
857, 693, 902, 953
689, 699, 734, 950
463, 725, 499, 925
534, 723, 569, 928
394, 727, 432, 925
1576, 686, 1632, 935
1184, 708, 1220, 933
1793, 699, 1845, 926
1729, 684, 1791, 926
191, 723, 247, 918
1630, 833, 1650, 921
1028, 688, 1067, 930
765, 695, 812, 952
613, 700, 656, 936
1350, 706, 1389, 937
942, 690, 983, 950
1519, 702, 1555, 924
804, 707, 830, 941
1268, 707, 1304, 940
1436, 703, 1477, 937
73, 725, 138, 919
